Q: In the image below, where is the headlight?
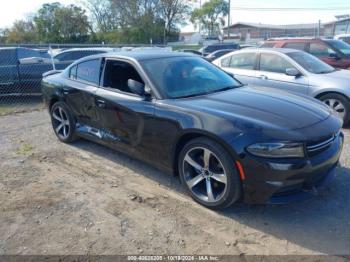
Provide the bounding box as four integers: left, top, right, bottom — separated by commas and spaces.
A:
247, 142, 305, 158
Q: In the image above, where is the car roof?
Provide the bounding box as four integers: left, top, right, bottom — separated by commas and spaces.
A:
235, 47, 301, 54
205, 43, 238, 46
57, 47, 117, 53
78, 51, 196, 62
265, 38, 325, 43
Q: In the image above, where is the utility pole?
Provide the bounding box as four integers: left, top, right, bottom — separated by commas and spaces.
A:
199, 0, 202, 34
227, 0, 231, 39
317, 19, 321, 38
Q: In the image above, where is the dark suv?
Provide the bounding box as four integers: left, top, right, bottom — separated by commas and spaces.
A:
260, 38, 350, 69
199, 43, 240, 56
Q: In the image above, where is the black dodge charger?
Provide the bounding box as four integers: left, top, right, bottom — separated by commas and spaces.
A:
42, 51, 343, 209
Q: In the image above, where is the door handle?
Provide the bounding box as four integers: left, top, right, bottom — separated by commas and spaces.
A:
259, 75, 268, 80
96, 99, 106, 108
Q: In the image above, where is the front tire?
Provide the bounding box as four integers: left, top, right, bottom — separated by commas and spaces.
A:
319, 93, 350, 125
50, 101, 78, 143
178, 137, 242, 209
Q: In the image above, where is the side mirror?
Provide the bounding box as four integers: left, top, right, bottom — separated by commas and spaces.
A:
285, 68, 301, 77
128, 79, 145, 96
329, 53, 341, 60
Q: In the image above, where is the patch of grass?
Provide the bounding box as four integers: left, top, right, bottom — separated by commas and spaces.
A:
17, 143, 34, 156
0, 106, 15, 116
171, 45, 202, 51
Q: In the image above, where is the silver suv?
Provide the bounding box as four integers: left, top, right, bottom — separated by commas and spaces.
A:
213, 48, 350, 124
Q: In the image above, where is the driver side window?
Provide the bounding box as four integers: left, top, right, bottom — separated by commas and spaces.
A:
102, 60, 144, 94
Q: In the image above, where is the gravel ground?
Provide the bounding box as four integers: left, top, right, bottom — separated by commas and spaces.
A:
0, 110, 350, 255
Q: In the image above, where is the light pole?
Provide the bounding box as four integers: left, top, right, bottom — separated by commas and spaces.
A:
227, 0, 231, 39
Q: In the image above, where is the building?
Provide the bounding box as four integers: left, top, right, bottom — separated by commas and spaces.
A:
223, 22, 322, 41
324, 16, 350, 37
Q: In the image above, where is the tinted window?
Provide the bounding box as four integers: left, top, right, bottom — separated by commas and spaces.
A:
287, 51, 335, 74
229, 53, 256, 70
0, 49, 17, 65
283, 42, 306, 51
76, 59, 101, 85
205, 44, 238, 53
259, 53, 295, 73
309, 42, 335, 57
141, 57, 242, 99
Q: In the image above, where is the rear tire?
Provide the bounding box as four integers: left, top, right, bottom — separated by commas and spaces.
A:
178, 137, 242, 209
50, 101, 78, 143
319, 93, 350, 125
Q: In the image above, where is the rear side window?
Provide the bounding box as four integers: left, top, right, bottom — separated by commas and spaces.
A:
259, 53, 295, 73
76, 59, 101, 85
0, 49, 17, 66
229, 53, 256, 70
283, 42, 306, 51
260, 42, 275, 48
220, 56, 231, 67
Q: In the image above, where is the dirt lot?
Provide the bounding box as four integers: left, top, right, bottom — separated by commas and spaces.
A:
0, 109, 350, 255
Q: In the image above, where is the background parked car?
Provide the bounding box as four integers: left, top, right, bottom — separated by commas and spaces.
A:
205, 49, 235, 62
260, 38, 350, 69
178, 49, 203, 56
0, 47, 54, 94
53, 48, 119, 69
335, 34, 350, 45
199, 43, 240, 56
213, 48, 350, 124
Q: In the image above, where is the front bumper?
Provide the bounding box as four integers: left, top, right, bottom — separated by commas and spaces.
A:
241, 132, 344, 204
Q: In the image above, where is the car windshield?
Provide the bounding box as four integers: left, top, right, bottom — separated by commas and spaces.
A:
141, 56, 242, 99
287, 51, 335, 74
325, 40, 350, 56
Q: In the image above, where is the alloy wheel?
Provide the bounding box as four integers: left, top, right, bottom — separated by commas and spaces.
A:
324, 98, 346, 119
183, 147, 227, 203
52, 106, 70, 140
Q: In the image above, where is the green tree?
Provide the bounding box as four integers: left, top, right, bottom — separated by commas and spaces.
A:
191, 0, 229, 36
4, 20, 38, 43
34, 2, 90, 43
82, 0, 118, 34
159, 0, 190, 42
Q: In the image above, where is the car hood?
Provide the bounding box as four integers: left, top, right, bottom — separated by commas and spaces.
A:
309, 69, 350, 86
168, 86, 332, 131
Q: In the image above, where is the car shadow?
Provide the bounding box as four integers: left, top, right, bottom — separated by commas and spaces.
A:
69, 139, 350, 255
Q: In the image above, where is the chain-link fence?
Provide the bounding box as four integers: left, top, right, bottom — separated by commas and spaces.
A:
0, 43, 169, 115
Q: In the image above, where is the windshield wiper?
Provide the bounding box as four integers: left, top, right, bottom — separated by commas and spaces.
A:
175, 85, 241, 99
317, 70, 334, 74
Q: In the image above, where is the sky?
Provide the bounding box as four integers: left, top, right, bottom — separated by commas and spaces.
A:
0, 0, 349, 31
